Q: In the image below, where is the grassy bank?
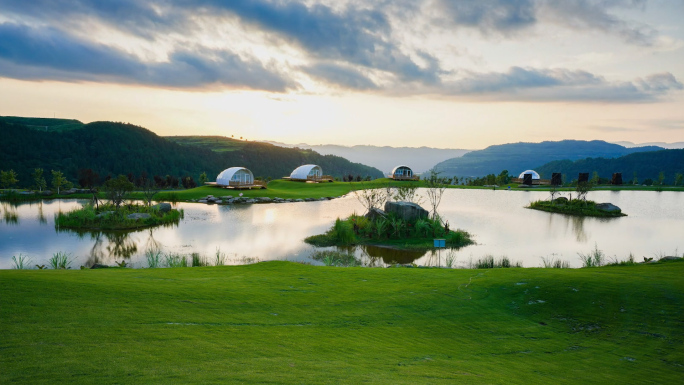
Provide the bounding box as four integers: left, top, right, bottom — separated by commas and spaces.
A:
55, 203, 183, 230
528, 199, 626, 218
305, 214, 473, 250
3, 181, 683, 205
2, 261, 682, 384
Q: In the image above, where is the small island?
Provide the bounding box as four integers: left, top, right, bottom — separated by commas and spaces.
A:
305, 201, 474, 250
528, 197, 626, 217
55, 202, 183, 231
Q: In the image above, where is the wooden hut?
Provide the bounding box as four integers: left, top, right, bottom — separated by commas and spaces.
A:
389, 165, 419, 181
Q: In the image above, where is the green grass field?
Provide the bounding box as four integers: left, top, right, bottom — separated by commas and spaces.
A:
1, 261, 682, 384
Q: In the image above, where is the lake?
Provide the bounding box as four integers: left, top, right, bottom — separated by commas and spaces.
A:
1, 189, 682, 269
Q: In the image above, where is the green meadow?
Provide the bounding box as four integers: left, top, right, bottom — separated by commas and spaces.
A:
1, 261, 682, 384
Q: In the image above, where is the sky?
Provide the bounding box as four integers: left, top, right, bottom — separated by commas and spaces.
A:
0, 0, 683, 149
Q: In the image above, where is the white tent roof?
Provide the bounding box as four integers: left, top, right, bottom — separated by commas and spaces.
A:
290, 164, 321, 180
391, 165, 412, 175
518, 170, 541, 179
216, 167, 253, 185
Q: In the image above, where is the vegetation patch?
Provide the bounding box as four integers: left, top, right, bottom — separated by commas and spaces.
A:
528, 199, 626, 218
55, 203, 183, 231
305, 214, 473, 250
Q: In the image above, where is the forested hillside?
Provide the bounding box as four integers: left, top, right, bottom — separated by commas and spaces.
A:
536, 149, 684, 184
0, 118, 383, 187
433, 140, 663, 178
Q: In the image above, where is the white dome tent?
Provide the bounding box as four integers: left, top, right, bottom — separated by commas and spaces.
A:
389, 165, 418, 181
518, 170, 541, 180
289, 164, 332, 182
215, 167, 265, 189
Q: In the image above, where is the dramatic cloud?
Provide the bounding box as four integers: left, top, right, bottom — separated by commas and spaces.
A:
0, 0, 680, 101
0, 22, 296, 91
304, 63, 378, 90
441, 67, 682, 102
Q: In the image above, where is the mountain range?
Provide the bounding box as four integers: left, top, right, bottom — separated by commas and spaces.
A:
433, 140, 663, 178
263, 141, 470, 174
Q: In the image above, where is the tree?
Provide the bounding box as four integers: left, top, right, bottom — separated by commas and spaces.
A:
32, 168, 47, 192
393, 182, 422, 204
51, 170, 67, 195
141, 178, 160, 207
590, 171, 600, 185
657, 172, 665, 186
495, 170, 510, 186
0, 169, 19, 189
199, 172, 208, 185
675, 173, 683, 187
352, 182, 386, 214
103, 175, 134, 209
424, 169, 448, 220
77, 168, 100, 190
576, 180, 592, 201
632, 172, 638, 185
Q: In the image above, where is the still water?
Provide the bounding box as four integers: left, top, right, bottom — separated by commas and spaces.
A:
1, 189, 682, 269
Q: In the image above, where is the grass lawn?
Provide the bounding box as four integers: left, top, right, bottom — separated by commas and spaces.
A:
3, 180, 683, 204
1, 261, 682, 384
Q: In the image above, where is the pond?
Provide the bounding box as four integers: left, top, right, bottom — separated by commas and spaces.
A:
1, 189, 682, 269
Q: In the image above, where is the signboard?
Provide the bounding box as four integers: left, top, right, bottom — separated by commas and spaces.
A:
433, 239, 446, 248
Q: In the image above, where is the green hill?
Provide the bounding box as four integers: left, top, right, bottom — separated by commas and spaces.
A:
0, 118, 383, 187
0, 116, 85, 132
433, 140, 662, 178
536, 149, 684, 184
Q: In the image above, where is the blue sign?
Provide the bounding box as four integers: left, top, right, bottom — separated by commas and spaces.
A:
434, 239, 446, 248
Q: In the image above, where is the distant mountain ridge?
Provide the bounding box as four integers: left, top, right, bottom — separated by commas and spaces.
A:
0, 117, 383, 187
536, 149, 684, 183
263, 141, 471, 174
433, 140, 663, 178
612, 141, 684, 149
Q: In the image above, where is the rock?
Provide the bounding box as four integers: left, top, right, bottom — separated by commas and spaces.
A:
596, 203, 621, 212
198, 199, 208, 203
61, 188, 77, 195
19, 191, 35, 195
257, 197, 272, 203
220, 196, 233, 199
365, 207, 387, 221
246, 199, 256, 204
384, 201, 429, 221
294, 199, 304, 202
95, 211, 114, 218
152, 202, 172, 213
554, 197, 569, 204
41, 190, 53, 196
127, 213, 151, 220
90, 263, 110, 269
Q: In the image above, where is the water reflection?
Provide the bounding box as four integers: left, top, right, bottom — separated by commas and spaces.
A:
360, 245, 427, 265
2, 202, 19, 225
58, 229, 139, 265
1, 191, 683, 269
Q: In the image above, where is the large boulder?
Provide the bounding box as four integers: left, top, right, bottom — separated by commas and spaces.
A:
365, 207, 387, 221
384, 201, 429, 221
596, 203, 621, 213
152, 202, 172, 213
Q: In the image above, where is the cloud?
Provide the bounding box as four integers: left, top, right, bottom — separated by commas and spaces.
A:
438, 67, 682, 102
0, 22, 296, 91
305, 63, 378, 90
437, 0, 661, 46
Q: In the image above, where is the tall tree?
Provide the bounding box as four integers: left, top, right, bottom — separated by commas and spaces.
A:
0, 169, 19, 189
51, 170, 67, 195
103, 175, 134, 209
32, 168, 47, 192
